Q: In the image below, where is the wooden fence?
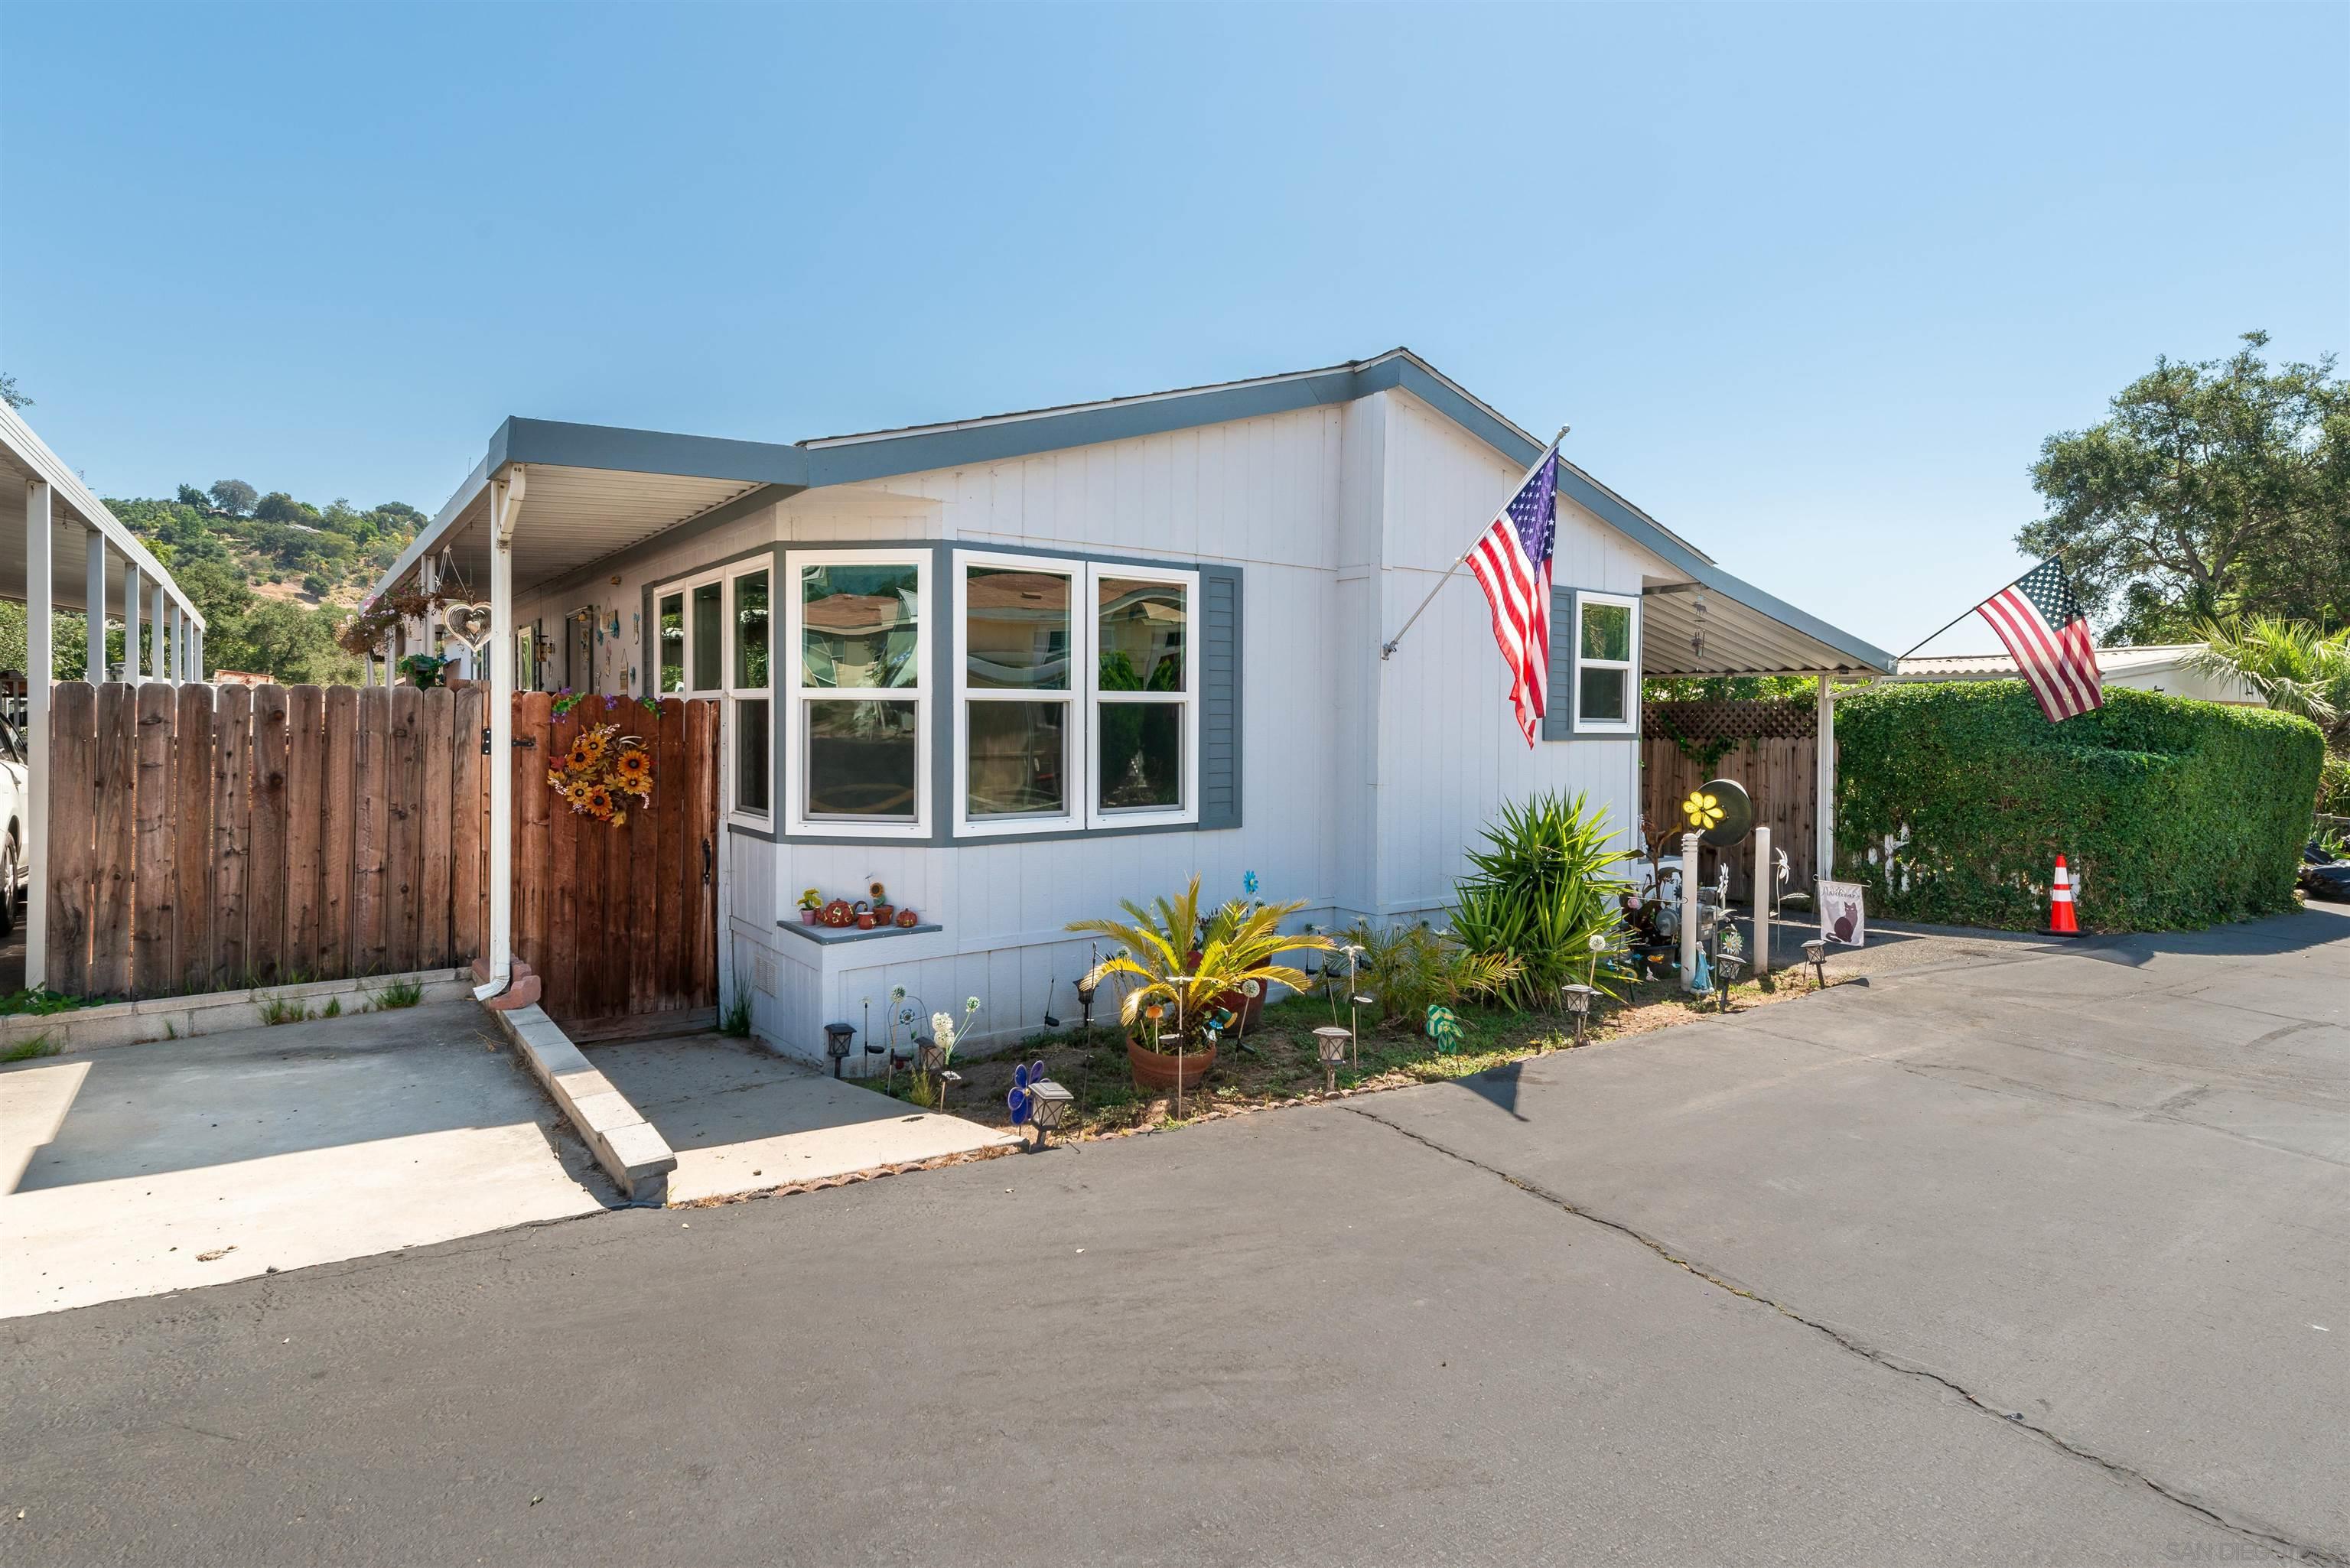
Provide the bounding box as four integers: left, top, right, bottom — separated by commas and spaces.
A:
47, 682, 489, 998
46, 684, 720, 1023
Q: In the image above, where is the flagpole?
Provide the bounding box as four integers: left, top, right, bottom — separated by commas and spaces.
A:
1380, 427, 1567, 662
1894, 560, 2046, 662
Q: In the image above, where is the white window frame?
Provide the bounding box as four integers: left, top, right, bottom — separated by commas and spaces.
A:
1084, 561, 1199, 831
953, 551, 1081, 838
1572, 590, 1641, 735
783, 548, 932, 840
726, 561, 774, 828
652, 584, 694, 697
653, 569, 727, 698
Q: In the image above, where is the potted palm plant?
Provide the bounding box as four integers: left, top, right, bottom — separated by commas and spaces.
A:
1069, 876, 1330, 1094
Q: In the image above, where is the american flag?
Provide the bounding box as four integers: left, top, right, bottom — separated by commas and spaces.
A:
1974, 558, 2105, 722
1463, 445, 1561, 747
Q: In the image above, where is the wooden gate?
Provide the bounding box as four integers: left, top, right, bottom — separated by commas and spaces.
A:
509, 693, 719, 1034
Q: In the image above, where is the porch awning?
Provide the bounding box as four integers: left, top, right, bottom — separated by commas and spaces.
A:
1641, 571, 1893, 679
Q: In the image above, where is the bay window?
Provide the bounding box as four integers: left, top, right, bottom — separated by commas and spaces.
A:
729, 564, 770, 820
1573, 590, 1639, 734
786, 551, 929, 837
1089, 567, 1195, 825
656, 590, 685, 694
955, 556, 1075, 834
952, 554, 1198, 833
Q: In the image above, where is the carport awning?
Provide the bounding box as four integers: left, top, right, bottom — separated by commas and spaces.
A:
1642, 572, 1891, 678
0, 405, 202, 624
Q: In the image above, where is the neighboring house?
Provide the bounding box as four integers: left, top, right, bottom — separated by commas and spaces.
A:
368, 349, 1890, 1061
1887, 645, 2264, 706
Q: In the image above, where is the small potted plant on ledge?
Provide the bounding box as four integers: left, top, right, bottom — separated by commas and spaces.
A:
867, 880, 895, 926
798, 888, 823, 926
1069, 875, 1330, 1095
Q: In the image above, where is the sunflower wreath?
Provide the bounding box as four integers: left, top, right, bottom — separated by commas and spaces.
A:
545, 721, 654, 826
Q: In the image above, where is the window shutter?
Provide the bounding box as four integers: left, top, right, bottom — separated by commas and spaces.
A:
1541, 587, 1576, 740
1199, 564, 1243, 828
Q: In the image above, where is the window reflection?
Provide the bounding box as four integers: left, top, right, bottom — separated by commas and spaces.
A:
802, 564, 920, 689
1096, 577, 1185, 692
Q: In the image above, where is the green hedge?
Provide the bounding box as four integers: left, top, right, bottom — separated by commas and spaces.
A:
1834, 682, 2322, 932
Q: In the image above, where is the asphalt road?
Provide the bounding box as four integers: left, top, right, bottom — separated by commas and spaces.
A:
5, 905, 2345, 1567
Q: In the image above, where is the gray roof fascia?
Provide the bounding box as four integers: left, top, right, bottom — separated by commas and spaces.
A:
376, 353, 1890, 673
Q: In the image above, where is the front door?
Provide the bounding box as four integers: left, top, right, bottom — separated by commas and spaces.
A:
565, 607, 599, 695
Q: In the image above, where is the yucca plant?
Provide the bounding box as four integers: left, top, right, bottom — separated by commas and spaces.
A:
1069, 876, 1332, 1050
1447, 791, 1634, 1008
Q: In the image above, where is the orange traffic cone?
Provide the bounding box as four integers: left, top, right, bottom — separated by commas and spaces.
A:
2046, 854, 2081, 937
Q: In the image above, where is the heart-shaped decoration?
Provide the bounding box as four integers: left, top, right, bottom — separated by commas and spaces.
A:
441, 602, 494, 652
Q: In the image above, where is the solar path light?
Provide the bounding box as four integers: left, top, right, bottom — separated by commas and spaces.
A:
1560, 984, 1597, 1045
823, 1022, 855, 1078
1008, 1060, 1072, 1150
1313, 1026, 1352, 1094
1713, 952, 1743, 1012
1802, 939, 1829, 991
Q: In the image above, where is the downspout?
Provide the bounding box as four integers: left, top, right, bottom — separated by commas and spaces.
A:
474, 467, 524, 1001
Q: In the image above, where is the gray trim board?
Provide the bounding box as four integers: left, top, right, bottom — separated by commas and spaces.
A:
777, 919, 943, 946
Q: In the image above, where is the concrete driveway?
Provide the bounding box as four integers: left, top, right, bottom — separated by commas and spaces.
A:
2, 1002, 610, 1316
585, 1033, 1018, 1203
2, 907, 2342, 1565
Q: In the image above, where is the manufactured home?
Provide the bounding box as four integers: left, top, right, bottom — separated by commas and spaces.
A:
367, 350, 1892, 1060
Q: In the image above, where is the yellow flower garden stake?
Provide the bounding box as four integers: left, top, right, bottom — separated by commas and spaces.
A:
1683, 789, 1724, 832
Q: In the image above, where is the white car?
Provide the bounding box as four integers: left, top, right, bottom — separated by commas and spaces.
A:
0, 713, 25, 935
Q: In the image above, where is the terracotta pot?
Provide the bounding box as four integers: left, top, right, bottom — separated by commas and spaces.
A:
870, 903, 894, 926
801, 909, 818, 926
895, 908, 919, 928
1128, 1037, 1216, 1092
857, 914, 877, 930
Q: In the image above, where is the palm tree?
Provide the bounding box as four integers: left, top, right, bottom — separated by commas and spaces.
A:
2187, 617, 2350, 747
1069, 877, 1332, 1049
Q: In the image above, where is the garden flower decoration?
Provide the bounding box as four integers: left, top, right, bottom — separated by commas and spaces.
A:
1682, 789, 1726, 832
545, 721, 654, 826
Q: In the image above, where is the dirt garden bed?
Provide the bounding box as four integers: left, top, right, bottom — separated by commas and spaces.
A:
859, 968, 1842, 1140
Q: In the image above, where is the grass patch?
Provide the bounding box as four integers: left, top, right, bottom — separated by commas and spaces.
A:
256, 994, 313, 1026
718, 994, 753, 1038
2, 1033, 58, 1062
853, 968, 1828, 1140
0, 987, 97, 1018
368, 978, 425, 1010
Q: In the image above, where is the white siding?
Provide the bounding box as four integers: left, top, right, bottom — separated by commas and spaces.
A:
1368, 392, 1665, 916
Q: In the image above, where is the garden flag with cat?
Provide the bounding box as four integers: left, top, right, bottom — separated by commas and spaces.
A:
1464, 441, 1561, 747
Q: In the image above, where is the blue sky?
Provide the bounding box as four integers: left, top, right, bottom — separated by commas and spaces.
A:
5, 2, 2344, 656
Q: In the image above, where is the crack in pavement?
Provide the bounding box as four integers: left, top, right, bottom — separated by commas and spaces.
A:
1337, 1099, 2346, 1568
